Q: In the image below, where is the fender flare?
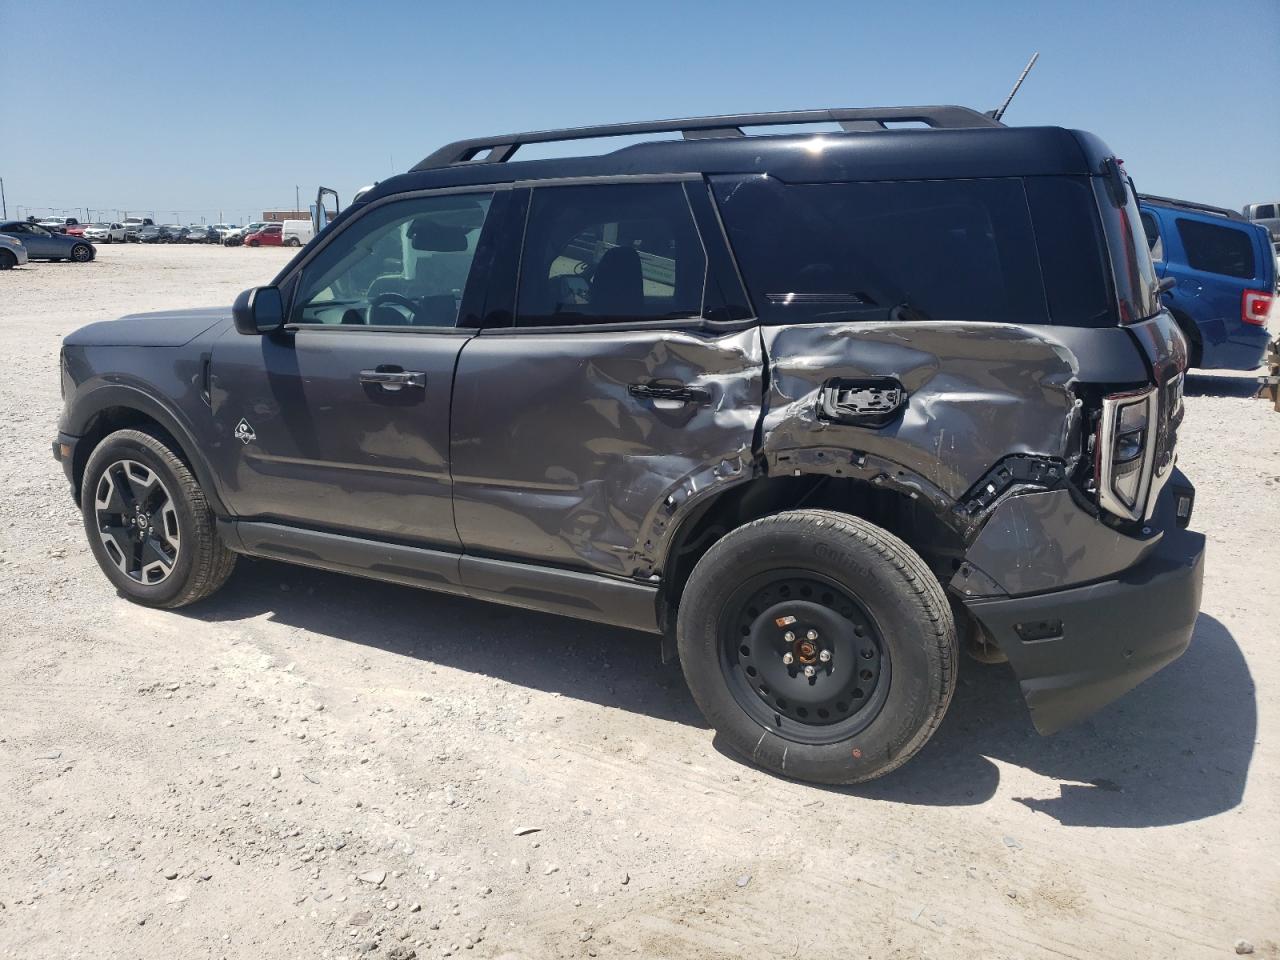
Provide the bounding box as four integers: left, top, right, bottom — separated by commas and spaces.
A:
66, 383, 230, 517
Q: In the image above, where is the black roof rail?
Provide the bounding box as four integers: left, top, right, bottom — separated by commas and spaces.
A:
411, 105, 1001, 171
1137, 193, 1246, 221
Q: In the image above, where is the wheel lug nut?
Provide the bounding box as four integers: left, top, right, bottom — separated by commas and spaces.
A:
819, 649, 832, 663
783, 631, 795, 643
782, 652, 794, 665
803, 665, 816, 678
806, 629, 818, 641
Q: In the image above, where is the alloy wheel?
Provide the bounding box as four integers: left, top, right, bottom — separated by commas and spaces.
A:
94, 459, 180, 584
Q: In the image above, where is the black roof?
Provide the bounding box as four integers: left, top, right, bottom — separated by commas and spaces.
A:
357, 106, 1115, 209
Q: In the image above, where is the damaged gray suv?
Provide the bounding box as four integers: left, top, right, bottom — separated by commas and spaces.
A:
55, 106, 1204, 784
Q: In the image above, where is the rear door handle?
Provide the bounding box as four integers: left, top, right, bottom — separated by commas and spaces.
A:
628, 382, 712, 405
359, 368, 426, 389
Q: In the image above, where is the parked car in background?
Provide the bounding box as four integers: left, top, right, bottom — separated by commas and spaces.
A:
159, 225, 188, 243
244, 223, 282, 246
1140, 195, 1275, 370
65, 223, 87, 237
35, 217, 79, 234
185, 225, 217, 244
137, 225, 164, 243
83, 223, 128, 244
1242, 201, 1280, 243
0, 234, 29, 269
224, 221, 267, 245
0, 221, 94, 261
281, 219, 314, 247
123, 218, 155, 242
211, 224, 240, 243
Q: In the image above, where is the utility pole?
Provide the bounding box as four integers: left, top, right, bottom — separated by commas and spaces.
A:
0, 177, 6, 219
295, 185, 300, 214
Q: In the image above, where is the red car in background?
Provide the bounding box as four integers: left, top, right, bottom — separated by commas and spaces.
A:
245, 223, 283, 247
65, 223, 88, 238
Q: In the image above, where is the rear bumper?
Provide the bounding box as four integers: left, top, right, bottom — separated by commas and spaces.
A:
963, 477, 1205, 734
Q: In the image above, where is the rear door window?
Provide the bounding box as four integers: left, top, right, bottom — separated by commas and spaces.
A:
514, 182, 711, 327
711, 176, 1048, 326
1175, 218, 1256, 279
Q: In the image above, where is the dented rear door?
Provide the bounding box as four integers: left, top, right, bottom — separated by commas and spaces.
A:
450, 178, 762, 579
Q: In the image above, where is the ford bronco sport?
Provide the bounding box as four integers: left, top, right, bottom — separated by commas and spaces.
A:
55, 106, 1205, 784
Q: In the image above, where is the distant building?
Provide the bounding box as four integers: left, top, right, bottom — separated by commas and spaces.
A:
261, 210, 310, 223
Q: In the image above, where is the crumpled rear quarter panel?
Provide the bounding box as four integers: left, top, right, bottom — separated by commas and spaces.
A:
760, 322, 1082, 501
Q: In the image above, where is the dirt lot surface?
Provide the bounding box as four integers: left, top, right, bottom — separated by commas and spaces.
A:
1, 244, 1277, 959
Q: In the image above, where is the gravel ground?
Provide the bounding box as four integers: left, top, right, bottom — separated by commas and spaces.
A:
0, 243, 1277, 959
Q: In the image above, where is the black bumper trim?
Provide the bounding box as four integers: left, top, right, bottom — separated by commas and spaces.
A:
964, 519, 1206, 735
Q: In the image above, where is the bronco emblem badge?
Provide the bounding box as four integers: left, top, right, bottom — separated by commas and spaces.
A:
234, 418, 256, 444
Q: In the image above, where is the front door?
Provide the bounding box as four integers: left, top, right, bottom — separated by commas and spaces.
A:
451, 179, 762, 579
209, 188, 500, 547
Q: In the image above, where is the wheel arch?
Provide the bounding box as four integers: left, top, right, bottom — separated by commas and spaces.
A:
655, 467, 966, 658
68, 386, 228, 516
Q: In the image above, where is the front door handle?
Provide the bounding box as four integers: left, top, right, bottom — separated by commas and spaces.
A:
628, 382, 712, 405
359, 368, 427, 389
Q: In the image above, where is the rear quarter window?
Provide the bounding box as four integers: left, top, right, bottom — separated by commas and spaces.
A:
711, 176, 1048, 326
1175, 218, 1256, 279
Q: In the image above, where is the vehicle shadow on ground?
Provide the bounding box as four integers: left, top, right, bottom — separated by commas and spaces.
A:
847, 612, 1254, 827
184, 558, 706, 729
1184, 372, 1261, 398
184, 562, 1253, 828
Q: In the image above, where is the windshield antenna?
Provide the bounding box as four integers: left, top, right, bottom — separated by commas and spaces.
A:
990, 52, 1040, 123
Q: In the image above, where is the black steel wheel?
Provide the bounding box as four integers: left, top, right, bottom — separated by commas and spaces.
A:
677, 509, 956, 784
720, 570, 890, 745
0, 249, 16, 270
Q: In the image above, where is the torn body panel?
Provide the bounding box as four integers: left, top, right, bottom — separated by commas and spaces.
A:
758, 320, 1083, 514
450, 324, 763, 579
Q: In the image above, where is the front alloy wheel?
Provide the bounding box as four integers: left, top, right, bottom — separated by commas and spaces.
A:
93, 459, 180, 584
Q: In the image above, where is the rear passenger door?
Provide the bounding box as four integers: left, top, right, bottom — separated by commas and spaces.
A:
450, 178, 761, 579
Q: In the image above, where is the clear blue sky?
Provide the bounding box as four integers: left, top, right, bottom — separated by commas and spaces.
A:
2, 0, 1277, 224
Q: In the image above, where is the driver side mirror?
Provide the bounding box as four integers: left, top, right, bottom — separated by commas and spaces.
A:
233, 286, 284, 335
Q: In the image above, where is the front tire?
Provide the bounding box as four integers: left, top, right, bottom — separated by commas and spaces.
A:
0, 249, 15, 269
677, 510, 956, 785
81, 428, 236, 608
71, 244, 93, 263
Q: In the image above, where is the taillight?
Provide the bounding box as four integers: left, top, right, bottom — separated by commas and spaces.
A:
1242, 290, 1272, 327
1097, 387, 1158, 521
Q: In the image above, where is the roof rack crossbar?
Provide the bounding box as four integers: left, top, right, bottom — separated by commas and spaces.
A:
1138, 193, 1246, 221
411, 105, 1000, 171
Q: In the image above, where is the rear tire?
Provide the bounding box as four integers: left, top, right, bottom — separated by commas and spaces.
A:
677, 509, 956, 785
81, 428, 236, 608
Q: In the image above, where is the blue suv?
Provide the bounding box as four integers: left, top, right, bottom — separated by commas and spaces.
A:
1139, 195, 1275, 369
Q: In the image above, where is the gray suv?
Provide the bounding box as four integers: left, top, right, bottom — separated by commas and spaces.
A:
54, 106, 1204, 784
